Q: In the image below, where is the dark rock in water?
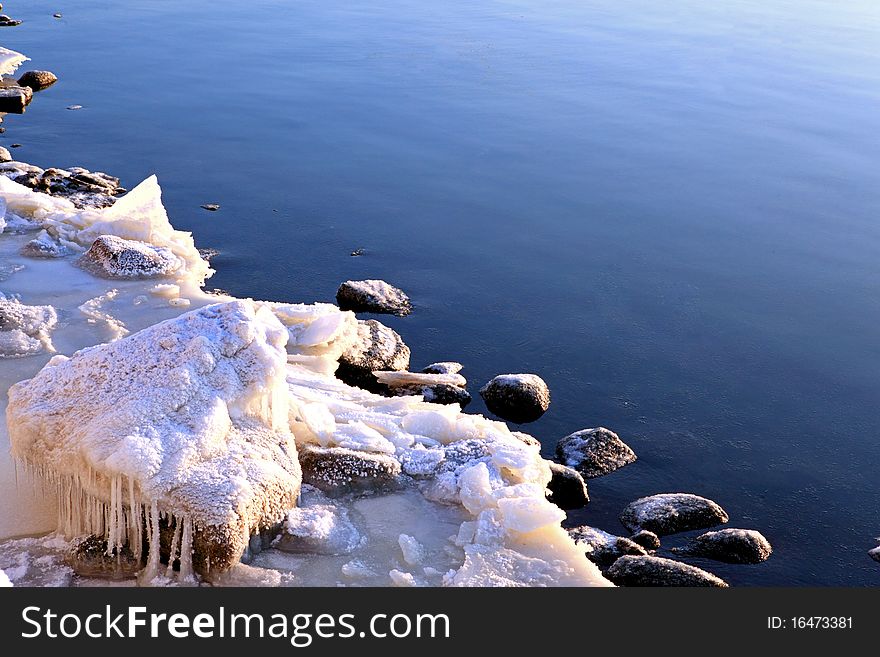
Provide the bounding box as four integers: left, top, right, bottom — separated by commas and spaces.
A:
568, 525, 646, 569
607, 555, 728, 587
870, 546, 880, 563
422, 361, 463, 375
337, 279, 412, 316
336, 319, 410, 390
66, 535, 143, 580
350, 248, 365, 257
673, 528, 772, 564
0, 146, 10, 162
547, 462, 589, 510
479, 374, 550, 424
0, 15, 21, 27
201, 203, 220, 211
620, 493, 729, 536
299, 445, 402, 495
17, 70, 58, 91
421, 383, 471, 407
556, 427, 637, 478
630, 530, 661, 551
54, 13, 63, 19
66, 104, 82, 110
10, 143, 21, 148
79, 235, 181, 279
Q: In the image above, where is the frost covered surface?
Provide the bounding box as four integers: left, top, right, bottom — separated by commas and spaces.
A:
7, 300, 302, 579
0, 296, 58, 357
0, 46, 27, 77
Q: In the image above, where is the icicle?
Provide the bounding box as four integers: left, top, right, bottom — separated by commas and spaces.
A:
107, 476, 117, 556
178, 516, 195, 583
166, 515, 182, 577
139, 500, 161, 585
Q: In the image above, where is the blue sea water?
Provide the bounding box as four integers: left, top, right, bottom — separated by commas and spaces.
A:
2, 0, 879, 585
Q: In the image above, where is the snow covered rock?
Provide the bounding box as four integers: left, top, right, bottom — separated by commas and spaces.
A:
21, 230, 69, 258
0, 85, 31, 113
0, 15, 22, 27
336, 318, 410, 390
568, 525, 646, 568
870, 544, 880, 563
374, 370, 471, 407
299, 445, 402, 494
620, 493, 729, 536
607, 555, 728, 587
673, 528, 772, 564
0, 297, 57, 357
336, 279, 412, 316
6, 300, 302, 580
479, 374, 550, 424
17, 70, 58, 91
0, 146, 11, 163
630, 530, 661, 551
546, 462, 589, 510
79, 235, 183, 279
556, 427, 637, 478
422, 361, 463, 375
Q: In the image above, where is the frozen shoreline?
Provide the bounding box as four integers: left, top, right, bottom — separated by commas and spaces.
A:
0, 43, 610, 587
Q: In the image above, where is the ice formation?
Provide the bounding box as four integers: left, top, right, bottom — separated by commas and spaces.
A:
0, 46, 27, 77
0, 296, 58, 357
7, 301, 302, 581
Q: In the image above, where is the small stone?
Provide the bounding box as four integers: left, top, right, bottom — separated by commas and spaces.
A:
673, 528, 772, 564
479, 373, 550, 424
10, 143, 21, 148
546, 462, 589, 510
556, 427, 637, 478
350, 248, 365, 257
337, 279, 412, 316
568, 525, 646, 569
620, 493, 729, 536
201, 203, 220, 211
17, 70, 58, 91
629, 530, 661, 551
421, 361, 463, 375
606, 555, 728, 587
66, 104, 82, 110
0, 15, 21, 27
54, 13, 63, 19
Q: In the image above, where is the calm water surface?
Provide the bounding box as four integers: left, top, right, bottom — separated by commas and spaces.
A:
3, 0, 879, 585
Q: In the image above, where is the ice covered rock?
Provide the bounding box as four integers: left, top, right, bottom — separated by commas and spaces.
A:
630, 530, 661, 551
606, 555, 728, 587
79, 235, 183, 279
546, 462, 589, 509
274, 486, 361, 555
479, 374, 550, 424
6, 300, 302, 579
299, 445, 402, 494
336, 318, 410, 390
568, 525, 646, 569
422, 361, 463, 375
673, 528, 772, 564
0, 85, 31, 113
336, 279, 412, 316
0, 15, 22, 27
556, 427, 637, 478
17, 70, 58, 91
870, 544, 880, 563
620, 493, 729, 536
21, 230, 69, 258
0, 297, 57, 357
0, 146, 10, 163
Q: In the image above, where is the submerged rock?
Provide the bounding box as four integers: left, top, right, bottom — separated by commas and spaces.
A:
620, 493, 729, 536
568, 526, 646, 569
479, 373, 550, 424
336, 279, 412, 316
0, 85, 32, 113
606, 555, 728, 587
629, 530, 661, 551
556, 427, 637, 478
546, 462, 589, 510
0, 297, 58, 357
673, 528, 772, 564
17, 70, 58, 91
299, 445, 402, 494
79, 235, 182, 279
336, 318, 410, 390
